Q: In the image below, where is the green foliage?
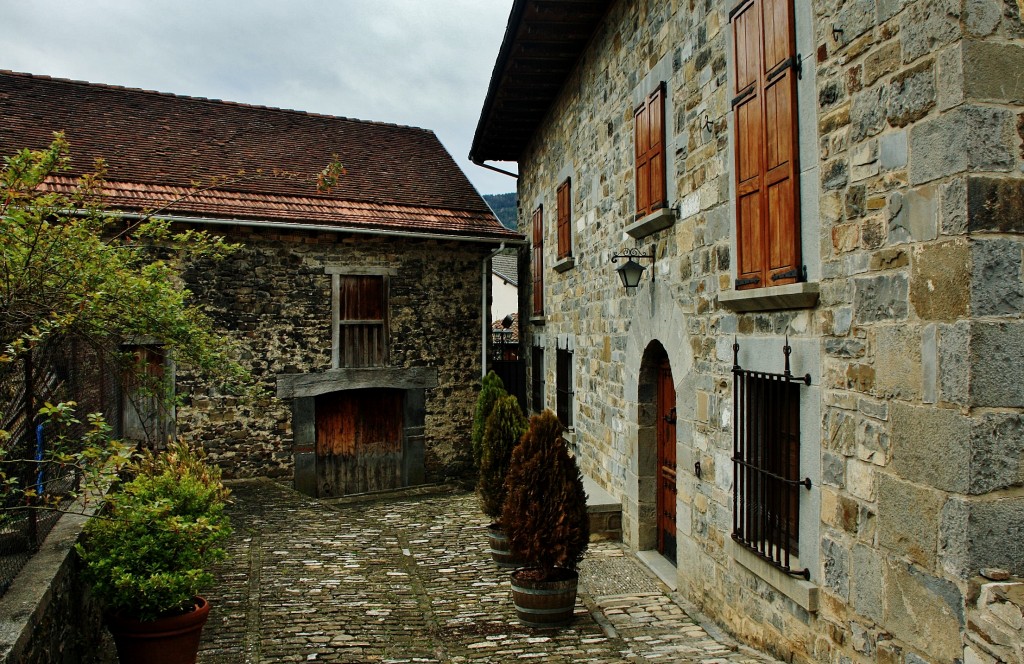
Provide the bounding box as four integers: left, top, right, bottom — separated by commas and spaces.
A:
471, 371, 506, 470
500, 410, 589, 578
76, 441, 231, 621
482, 192, 518, 230
0, 135, 251, 515
0, 134, 245, 383
477, 395, 527, 520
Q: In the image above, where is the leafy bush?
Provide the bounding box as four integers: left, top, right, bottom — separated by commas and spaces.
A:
478, 395, 527, 520
77, 441, 231, 621
471, 371, 506, 470
501, 410, 589, 578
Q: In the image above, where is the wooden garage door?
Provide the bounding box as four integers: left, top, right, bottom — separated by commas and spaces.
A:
315, 389, 403, 496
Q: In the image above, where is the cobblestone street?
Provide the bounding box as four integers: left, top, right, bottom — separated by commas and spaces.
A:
199, 479, 780, 663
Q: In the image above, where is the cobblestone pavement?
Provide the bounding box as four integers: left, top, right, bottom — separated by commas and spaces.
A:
198, 478, 780, 664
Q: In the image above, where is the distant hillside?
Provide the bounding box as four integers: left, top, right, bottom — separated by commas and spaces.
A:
483, 192, 518, 230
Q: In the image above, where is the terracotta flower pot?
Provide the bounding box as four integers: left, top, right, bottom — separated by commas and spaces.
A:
510, 567, 579, 627
106, 596, 210, 664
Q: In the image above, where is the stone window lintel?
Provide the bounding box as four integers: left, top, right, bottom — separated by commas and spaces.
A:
727, 539, 819, 612
553, 256, 576, 273
719, 282, 820, 312
625, 207, 675, 239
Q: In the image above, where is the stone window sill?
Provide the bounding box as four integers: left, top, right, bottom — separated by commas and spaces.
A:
728, 539, 819, 612
625, 207, 675, 239
529, 315, 546, 326
553, 256, 576, 273
719, 282, 820, 312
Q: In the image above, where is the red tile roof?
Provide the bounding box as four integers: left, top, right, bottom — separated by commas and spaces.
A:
0, 71, 521, 241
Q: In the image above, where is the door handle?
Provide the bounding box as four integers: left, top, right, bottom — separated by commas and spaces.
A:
663, 407, 677, 424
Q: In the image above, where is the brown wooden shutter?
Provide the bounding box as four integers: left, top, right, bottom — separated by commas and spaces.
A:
532, 206, 544, 316
557, 179, 572, 259
635, 83, 667, 220
338, 275, 388, 367
731, 0, 801, 290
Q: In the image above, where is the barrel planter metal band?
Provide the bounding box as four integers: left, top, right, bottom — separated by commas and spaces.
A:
486, 524, 522, 568
510, 569, 579, 627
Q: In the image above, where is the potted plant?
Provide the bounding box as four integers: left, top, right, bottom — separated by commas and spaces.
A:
500, 410, 589, 627
471, 370, 507, 471
478, 394, 528, 567
76, 440, 231, 664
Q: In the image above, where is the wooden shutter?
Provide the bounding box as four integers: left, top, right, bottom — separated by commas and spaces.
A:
731, 0, 801, 289
338, 275, 388, 367
557, 179, 572, 259
532, 206, 544, 316
635, 83, 667, 220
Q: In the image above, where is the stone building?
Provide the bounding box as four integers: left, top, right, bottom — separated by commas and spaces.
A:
472, 0, 1024, 662
0, 70, 520, 496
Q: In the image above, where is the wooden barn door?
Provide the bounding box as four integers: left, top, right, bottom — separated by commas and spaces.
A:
657, 359, 677, 563
315, 389, 403, 496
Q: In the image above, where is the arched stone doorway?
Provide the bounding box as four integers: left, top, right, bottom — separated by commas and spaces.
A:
637, 340, 677, 564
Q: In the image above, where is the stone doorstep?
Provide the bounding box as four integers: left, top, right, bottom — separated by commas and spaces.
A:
584, 475, 623, 542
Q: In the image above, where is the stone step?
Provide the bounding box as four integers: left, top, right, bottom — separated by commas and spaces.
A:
583, 475, 622, 542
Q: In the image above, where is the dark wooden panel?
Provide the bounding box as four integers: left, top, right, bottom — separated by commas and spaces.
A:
315, 389, 403, 496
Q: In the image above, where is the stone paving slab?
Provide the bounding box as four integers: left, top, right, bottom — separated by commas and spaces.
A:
198, 479, 779, 663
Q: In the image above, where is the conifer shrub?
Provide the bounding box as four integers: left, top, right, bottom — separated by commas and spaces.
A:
471, 371, 507, 470
477, 394, 528, 521
501, 409, 589, 579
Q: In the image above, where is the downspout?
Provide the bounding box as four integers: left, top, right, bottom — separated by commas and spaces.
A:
482, 242, 506, 378
473, 160, 519, 179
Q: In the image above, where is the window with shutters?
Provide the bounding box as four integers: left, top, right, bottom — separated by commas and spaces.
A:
731, 0, 802, 291
634, 83, 667, 220
556, 179, 572, 259
531, 206, 544, 316
332, 274, 388, 367
531, 344, 545, 414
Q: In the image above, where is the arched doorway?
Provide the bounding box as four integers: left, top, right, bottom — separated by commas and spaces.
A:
637, 341, 676, 564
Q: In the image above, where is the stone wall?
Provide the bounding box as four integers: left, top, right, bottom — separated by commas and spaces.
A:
515, 0, 1024, 662
176, 225, 491, 484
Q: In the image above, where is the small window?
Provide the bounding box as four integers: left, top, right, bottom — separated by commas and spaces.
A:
731, 0, 801, 290
555, 344, 573, 429
556, 179, 572, 259
531, 344, 544, 414
335, 275, 388, 367
531, 206, 544, 316
634, 83, 667, 220
121, 345, 174, 446
731, 342, 810, 578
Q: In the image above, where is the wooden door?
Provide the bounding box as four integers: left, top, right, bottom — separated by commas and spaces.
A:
657, 359, 677, 563
315, 389, 403, 497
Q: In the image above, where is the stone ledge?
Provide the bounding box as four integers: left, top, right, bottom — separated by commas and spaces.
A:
718, 282, 820, 312
529, 315, 546, 326
553, 256, 576, 273
728, 538, 819, 612
0, 495, 102, 662
625, 207, 675, 239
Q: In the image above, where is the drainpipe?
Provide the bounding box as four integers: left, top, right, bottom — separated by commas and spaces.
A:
482, 242, 506, 379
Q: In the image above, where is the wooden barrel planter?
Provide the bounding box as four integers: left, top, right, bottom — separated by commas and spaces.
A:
510, 568, 579, 627
486, 523, 522, 568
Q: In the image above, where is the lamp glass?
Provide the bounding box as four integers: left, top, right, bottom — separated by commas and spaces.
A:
616, 258, 646, 289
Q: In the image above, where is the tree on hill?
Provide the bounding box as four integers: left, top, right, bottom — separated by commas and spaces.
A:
483, 192, 518, 230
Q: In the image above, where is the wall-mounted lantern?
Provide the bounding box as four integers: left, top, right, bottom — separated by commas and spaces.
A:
611, 248, 656, 292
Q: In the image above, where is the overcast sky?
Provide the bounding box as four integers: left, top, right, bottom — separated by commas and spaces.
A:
0, 0, 519, 195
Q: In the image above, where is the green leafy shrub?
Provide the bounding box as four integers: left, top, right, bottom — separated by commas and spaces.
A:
76, 441, 231, 621
478, 395, 527, 520
500, 409, 589, 579
471, 371, 507, 470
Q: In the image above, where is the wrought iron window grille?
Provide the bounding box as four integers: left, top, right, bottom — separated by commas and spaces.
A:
731, 336, 812, 579
555, 340, 574, 429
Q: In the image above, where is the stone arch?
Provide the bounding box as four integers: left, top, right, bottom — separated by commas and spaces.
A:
621, 284, 693, 551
